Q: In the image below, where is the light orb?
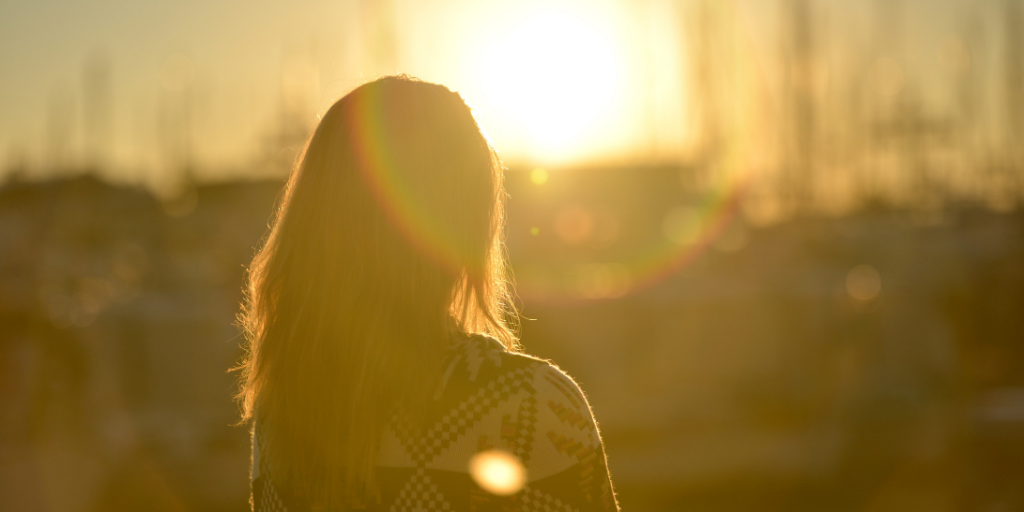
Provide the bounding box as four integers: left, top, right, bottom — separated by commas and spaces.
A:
469, 449, 527, 496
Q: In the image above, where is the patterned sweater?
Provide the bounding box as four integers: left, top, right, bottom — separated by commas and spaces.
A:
251, 334, 618, 511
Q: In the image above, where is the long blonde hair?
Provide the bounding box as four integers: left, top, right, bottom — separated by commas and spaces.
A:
236, 75, 518, 507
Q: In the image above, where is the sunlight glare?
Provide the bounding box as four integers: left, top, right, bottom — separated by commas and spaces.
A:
473, 9, 625, 161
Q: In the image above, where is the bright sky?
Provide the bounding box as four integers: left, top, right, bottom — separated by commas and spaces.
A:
0, 0, 996, 192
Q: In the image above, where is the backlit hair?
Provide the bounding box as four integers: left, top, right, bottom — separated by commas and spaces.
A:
236, 75, 519, 507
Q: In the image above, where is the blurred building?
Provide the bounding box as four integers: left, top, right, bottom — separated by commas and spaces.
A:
504, 165, 1024, 510
0, 176, 280, 512
2, 168, 1021, 511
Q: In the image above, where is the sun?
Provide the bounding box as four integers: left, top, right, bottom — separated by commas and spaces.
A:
468, 7, 626, 162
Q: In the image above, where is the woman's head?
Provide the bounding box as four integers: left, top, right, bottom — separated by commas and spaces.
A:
237, 75, 518, 506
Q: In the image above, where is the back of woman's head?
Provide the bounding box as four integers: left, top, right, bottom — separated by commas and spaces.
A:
237, 75, 518, 507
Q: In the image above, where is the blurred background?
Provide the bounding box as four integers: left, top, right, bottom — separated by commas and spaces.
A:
1, 0, 1023, 510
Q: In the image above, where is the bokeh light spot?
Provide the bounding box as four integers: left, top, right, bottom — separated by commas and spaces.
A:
531, 168, 549, 185
847, 264, 882, 302
555, 205, 594, 245
469, 450, 526, 496
713, 221, 749, 253
575, 263, 631, 299
530, 226, 540, 236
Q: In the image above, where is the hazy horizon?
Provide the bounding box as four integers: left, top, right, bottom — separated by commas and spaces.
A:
1, 0, 1018, 214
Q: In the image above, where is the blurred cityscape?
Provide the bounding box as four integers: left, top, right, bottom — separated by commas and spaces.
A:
2, 0, 1024, 511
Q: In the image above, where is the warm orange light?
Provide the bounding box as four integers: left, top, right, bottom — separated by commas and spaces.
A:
530, 167, 549, 185
469, 449, 527, 496
555, 205, 595, 245
470, 8, 626, 161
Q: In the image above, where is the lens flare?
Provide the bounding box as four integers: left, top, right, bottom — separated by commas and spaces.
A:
469, 450, 526, 496
663, 205, 702, 245
347, 2, 764, 304
515, 166, 751, 304
347, 83, 473, 276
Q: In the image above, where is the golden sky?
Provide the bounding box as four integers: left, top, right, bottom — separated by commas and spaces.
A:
0, 0, 1004, 196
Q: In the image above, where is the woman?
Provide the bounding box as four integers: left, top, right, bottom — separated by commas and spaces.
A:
236, 75, 618, 511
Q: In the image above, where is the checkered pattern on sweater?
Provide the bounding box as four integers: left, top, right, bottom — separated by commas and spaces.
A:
251, 334, 618, 511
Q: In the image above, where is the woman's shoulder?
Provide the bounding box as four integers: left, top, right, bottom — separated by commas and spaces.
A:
443, 334, 596, 423
443, 334, 616, 509
446, 334, 584, 387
